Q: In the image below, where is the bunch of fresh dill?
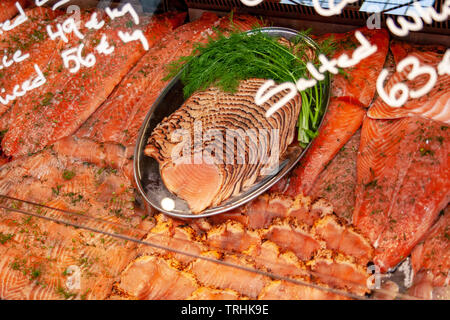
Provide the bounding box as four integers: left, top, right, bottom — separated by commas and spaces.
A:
165, 29, 335, 147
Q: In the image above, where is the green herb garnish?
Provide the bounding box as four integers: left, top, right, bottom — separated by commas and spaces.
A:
166, 29, 335, 147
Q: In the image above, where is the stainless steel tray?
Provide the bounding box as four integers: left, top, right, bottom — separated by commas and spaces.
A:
134, 27, 331, 219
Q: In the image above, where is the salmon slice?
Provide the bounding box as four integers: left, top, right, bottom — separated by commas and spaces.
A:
307, 250, 370, 296
258, 280, 349, 300
315, 27, 389, 107
309, 130, 361, 223
0, 0, 27, 23
189, 251, 270, 298
76, 14, 261, 147
205, 220, 261, 253
410, 210, 449, 288
262, 218, 324, 261
139, 215, 206, 265
244, 241, 309, 279
312, 215, 373, 265
368, 44, 449, 124
2, 12, 184, 158
283, 99, 365, 197
117, 255, 198, 300
354, 117, 449, 272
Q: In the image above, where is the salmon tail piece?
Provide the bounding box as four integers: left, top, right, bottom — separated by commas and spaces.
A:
283, 99, 365, 197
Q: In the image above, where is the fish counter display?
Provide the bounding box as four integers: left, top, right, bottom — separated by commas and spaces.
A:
0, 1, 448, 300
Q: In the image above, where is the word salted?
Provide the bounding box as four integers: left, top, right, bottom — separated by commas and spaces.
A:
0, 2, 28, 35
0, 50, 30, 70
181, 304, 215, 318
0, 64, 46, 106
256, 31, 377, 117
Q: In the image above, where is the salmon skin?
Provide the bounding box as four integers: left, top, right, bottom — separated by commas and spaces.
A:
0, 0, 27, 24
368, 44, 450, 124
76, 13, 262, 147
353, 116, 449, 272
2, 12, 184, 158
281, 99, 365, 197
315, 27, 389, 107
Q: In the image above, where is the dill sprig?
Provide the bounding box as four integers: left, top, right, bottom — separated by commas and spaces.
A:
165, 29, 335, 147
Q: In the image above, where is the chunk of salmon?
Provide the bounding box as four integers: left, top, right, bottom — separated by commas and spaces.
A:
354, 117, 449, 272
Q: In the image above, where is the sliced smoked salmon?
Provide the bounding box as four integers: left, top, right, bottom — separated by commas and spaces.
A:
354, 116, 449, 272
76, 14, 261, 147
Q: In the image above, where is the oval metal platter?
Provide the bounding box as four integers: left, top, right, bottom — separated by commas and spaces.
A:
134, 27, 331, 219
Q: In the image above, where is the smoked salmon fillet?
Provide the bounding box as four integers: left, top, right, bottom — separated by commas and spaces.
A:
2, 12, 184, 158
0, 0, 27, 23
0, 144, 151, 299
283, 99, 365, 197
315, 27, 389, 107
368, 44, 450, 124
76, 13, 261, 147
0, 8, 65, 116
353, 116, 449, 272
309, 130, 361, 223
